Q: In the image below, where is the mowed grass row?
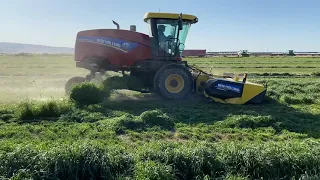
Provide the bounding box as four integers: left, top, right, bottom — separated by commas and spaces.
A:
194, 67, 320, 76
1, 77, 320, 179
1, 55, 320, 76
1, 104, 320, 179
0, 104, 320, 179
186, 56, 320, 64
1, 55, 320, 179
0, 55, 87, 76
186, 57, 320, 76
1, 77, 320, 143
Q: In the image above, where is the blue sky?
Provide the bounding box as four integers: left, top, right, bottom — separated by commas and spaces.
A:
0, 0, 319, 51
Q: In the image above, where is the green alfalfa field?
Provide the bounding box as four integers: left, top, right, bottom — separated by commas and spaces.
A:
1, 54, 320, 179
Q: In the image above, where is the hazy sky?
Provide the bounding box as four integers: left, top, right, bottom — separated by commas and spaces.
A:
0, 0, 319, 51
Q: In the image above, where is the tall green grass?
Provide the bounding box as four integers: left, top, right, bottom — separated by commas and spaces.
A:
1, 140, 320, 179
0, 142, 134, 180
14, 99, 72, 122
135, 160, 175, 180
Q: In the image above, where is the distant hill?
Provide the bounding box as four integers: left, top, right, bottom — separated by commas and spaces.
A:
0, 42, 74, 54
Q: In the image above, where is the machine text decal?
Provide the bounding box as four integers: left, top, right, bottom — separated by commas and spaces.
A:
77, 36, 138, 53
216, 83, 241, 93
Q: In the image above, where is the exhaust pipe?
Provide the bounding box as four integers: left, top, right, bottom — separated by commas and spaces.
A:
130, 25, 136, 32
112, 20, 120, 29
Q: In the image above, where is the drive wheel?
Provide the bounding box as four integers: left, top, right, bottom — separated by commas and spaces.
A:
65, 76, 86, 95
154, 65, 193, 100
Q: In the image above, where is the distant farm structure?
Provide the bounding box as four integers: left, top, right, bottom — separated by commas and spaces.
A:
182, 49, 206, 57
182, 49, 320, 57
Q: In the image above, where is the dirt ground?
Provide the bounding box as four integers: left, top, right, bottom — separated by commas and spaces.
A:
0, 55, 87, 103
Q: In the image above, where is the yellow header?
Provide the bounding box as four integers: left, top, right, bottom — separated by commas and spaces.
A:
144, 12, 198, 23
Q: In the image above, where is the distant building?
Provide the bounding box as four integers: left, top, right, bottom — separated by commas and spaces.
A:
182, 49, 206, 57
295, 52, 320, 55
207, 51, 238, 56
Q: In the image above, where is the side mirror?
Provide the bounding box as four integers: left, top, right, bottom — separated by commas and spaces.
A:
178, 13, 183, 30
178, 19, 183, 30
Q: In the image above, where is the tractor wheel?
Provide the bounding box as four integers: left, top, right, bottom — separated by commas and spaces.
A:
154, 64, 193, 100
65, 76, 86, 95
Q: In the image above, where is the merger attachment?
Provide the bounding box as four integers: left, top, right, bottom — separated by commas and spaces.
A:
190, 66, 267, 104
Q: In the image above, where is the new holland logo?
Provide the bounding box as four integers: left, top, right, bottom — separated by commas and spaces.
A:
77, 36, 138, 53
216, 83, 241, 93
121, 42, 130, 51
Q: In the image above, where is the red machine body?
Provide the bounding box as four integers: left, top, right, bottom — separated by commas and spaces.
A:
66, 12, 202, 100
74, 29, 153, 71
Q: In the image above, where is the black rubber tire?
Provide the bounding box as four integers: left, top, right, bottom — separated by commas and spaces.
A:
65, 76, 86, 95
154, 64, 193, 100
85, 74, 93, 81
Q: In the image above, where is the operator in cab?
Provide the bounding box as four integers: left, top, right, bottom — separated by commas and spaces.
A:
158, 25, 168, 44
157, 24, 173, 54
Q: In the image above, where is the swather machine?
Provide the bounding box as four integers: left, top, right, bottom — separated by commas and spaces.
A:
66, 12, 266, 104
